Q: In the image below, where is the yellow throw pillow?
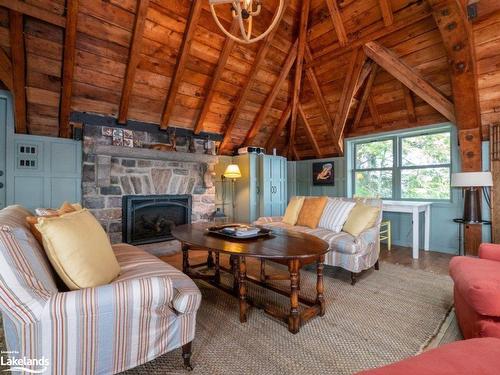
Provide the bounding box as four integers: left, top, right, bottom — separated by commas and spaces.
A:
296, 196, 328, 229
282, 196, 305, 225
343, 203, 380, 237
35, 209, 120, 290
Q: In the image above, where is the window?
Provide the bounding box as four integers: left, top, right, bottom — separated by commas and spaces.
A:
352, 130, 451, 201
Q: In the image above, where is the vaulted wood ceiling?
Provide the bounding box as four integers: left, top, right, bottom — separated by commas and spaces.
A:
0, 0, 499, 162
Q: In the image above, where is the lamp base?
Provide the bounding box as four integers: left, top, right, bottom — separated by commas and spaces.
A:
463, 187, 482, 222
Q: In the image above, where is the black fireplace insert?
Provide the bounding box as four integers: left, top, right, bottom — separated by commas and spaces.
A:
122, 194, 192, 245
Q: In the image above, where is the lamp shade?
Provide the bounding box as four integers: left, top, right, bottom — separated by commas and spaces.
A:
223, 164, 241, 179
451, 172, 493, 187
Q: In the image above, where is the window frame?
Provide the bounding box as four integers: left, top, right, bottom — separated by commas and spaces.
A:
351, 128, 452, 202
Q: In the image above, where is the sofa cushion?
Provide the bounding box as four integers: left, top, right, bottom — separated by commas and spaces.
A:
318, 198, 356, 233
36, 209, 121, 290
343, 203, 380, 237
282, 196, 305, 225
296, 196, 328, 229
356, 338, 500, 375
450, 256, 500, 317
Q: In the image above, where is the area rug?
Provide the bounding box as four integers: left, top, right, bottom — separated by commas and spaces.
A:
0, 262, 452, 374
123, 261, 453, 374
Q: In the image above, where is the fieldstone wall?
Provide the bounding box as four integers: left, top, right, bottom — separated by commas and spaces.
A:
82, 124, 218, 243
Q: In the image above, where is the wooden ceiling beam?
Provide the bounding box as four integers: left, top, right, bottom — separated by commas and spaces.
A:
193, 21, 238, 135
160, 0, 203, 129
59, 0, 79, 138
351, 64, 378, 132
288, 0, 310, 156
304, 46, 334, 134
0, 0, 66, 27
428, 0, 482, 172
9, 11, 27, 134
298, 103, 321, 158
368, 95, 381, 128
219, 2, 289, 152
334, 48, 367, 152
325, 0, 348, 47
243, 39, 298, 147
354, 60, 374, 94
363, 41, 456, 123
0, 48, 13, 92
118, 0, 149, 125
379, 0, 394, 26
402, 84, 417, 123
266, 104, 291, 152
309, 3, 431, 66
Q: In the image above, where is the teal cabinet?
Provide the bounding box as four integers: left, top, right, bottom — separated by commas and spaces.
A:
259, 155, 287, 217
233, 154, 261, 223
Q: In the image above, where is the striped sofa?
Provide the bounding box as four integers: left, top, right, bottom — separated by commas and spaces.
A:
255, 197, 382, 285
0, 205, 201, 374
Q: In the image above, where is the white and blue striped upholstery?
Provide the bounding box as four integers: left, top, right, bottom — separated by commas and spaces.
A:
255, 197, 382, 273
0, 205, 201, 374
318, 198, 356, 233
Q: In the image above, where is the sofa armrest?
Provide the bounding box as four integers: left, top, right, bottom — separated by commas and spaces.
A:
355, 225, 380, 251
479, 243, 500, 262
41, 275, 175, 322
254, 216, 283, 225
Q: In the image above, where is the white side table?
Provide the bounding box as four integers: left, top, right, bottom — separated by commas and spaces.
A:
382, 200, 432, 259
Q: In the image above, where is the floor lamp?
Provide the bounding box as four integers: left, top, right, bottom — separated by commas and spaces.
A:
451, 172, 493, 222
220, 164, 241, 220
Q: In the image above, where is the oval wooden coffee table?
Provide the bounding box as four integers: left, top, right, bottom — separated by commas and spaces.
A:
172, 223, 329, 334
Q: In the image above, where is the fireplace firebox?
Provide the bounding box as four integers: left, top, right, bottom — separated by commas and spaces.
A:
122, 195, 192, 245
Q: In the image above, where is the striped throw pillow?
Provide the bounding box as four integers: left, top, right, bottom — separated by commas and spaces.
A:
318, 198, 356, 233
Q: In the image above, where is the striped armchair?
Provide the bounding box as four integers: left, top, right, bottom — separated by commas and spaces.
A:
0, 205, 201, 374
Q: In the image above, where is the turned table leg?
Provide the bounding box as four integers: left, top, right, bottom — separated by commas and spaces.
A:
214, 251, 220, 284
182, 243, 190, 274
207, 250, 214, 268
238, 257, 248, 323
316, 255, 325, 316
288, 258, 300, 334
231, 255, 239, 295
260, 259, 266, 283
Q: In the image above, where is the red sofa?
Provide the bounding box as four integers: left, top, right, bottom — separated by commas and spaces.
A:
449, 243, 500, 339
356, 338, 500, 374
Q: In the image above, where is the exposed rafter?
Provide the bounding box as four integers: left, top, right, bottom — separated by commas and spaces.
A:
266, 104, 291, 152
325, 0, 348, 47
334, 48, 367, 151
59, 0, 79, 138
160, 0, 203, 129
310, 2, 432, 65
0, 0, 66, 27
304, 46, 334, 135
402, 85, 417, 123
193, 21, 239, 135
379, 0, 394, 26
363, 41, 456, 123
288, 0, 310, 157
219, 2, 289, 152
298, 103, 321, 158
9, 10, 27, 134
243, 39, 298, 147
354, 60, 374, 95
351, 64, 378, 132
368, 95, 381, 127
0, 48, 13, 92
118, 0, 150, 125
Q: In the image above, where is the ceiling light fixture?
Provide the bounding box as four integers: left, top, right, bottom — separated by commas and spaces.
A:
209, 0, 285, 44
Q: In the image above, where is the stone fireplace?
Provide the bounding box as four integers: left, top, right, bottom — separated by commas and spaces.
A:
122, 194, 192, 245
82, 122, 219, 244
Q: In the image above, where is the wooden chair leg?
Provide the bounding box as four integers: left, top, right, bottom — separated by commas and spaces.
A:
182, 341, 193, 371
351, 272, 358, 286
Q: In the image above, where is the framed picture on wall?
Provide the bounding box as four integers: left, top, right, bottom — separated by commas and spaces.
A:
313, 162, 335, 186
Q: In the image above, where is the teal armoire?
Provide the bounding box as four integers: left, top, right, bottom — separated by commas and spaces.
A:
232, 153, 287, 223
